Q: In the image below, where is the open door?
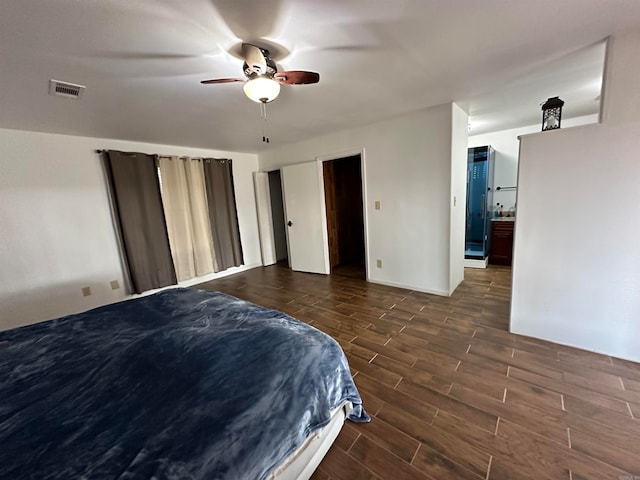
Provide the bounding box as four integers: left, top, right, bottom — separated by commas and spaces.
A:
253, 172, 277, 266
281, 162, 330, 274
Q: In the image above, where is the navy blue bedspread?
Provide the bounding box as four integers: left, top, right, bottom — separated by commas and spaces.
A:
0, 288, 369, 480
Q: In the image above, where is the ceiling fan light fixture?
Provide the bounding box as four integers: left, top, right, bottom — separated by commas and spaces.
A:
243, 76, 280, 103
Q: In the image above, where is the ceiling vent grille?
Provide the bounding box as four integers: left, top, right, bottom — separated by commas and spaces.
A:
49, 79, 85, 99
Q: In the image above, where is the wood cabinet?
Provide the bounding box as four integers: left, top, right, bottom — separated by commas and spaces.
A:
489, 220, 514, 266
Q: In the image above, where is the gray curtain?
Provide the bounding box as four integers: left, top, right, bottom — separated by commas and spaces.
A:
202, 159, 244, 271
105, 151, 177, 293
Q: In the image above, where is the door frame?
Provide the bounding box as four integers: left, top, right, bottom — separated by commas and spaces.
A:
253, 172, 277, 266
253, 147, 368, 279
316, 148, 369, 281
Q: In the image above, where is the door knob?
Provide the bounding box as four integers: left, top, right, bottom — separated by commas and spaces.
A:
287, 220, 293, 227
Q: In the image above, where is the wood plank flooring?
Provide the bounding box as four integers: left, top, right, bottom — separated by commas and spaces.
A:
197, 264, 640, 480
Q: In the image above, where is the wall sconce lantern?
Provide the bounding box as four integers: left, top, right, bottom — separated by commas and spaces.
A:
541, 96, 564, 131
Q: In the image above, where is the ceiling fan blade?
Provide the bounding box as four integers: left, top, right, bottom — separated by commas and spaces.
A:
200, 78, 246, 84
274, 70, 320, 85
242, 43, 267, 74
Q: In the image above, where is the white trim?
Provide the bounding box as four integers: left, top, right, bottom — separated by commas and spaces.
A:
360, 149, 370, 283
315, 148, 364, 163
269, 402, 351, 480
315, 148, 368, 279
253, 172, 277, 266
367, 278, 450, 297
314, 159, 331, 275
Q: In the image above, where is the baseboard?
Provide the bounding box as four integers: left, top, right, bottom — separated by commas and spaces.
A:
509, 329, 640, 364
179, 263, 262, 288
464, 258, 488, 269
133, 263, 263, 299
366, 278, 450, 297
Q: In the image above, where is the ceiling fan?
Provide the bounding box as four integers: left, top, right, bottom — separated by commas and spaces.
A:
200, 43, 319, 104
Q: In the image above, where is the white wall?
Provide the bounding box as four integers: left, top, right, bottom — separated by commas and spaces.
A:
511, 26, 640, 362
468, 115, 598, 212
449, 104, 469, 292
0, 128, 261, 330
259, 103, 463, 296
601, 28, 640, 126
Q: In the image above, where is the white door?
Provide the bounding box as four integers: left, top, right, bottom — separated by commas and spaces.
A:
253, 172, 277, 266
281, 162, 330, 274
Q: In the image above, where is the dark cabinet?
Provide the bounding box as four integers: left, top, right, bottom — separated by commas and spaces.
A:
489, 221, 514, 266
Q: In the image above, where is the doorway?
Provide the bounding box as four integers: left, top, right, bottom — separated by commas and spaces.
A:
322, 155, 365, 278
268, 170, 288, 263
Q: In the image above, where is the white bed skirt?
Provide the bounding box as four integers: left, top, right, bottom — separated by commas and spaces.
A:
269, 402, 353, 480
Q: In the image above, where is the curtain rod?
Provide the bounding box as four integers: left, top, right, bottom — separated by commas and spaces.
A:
95, 150, 230, 161
156, 155, 206, 160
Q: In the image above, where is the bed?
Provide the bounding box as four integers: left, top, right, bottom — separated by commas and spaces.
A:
0, 288, 369, 479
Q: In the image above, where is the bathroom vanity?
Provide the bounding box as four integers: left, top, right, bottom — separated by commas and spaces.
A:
489, 218, 514, 266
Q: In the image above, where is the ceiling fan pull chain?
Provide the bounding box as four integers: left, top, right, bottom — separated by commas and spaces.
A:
260, 102, 270, 143
265, 102, 269, 143
260, 103, 265, 142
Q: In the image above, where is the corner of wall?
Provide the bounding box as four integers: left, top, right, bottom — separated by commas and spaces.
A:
597, 35, 612, 125
599, 27, 640, 126
449, 103, 469, 293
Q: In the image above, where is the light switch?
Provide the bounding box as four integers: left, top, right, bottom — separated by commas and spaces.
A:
374, 201, 381, 210
453, 196, 457, 206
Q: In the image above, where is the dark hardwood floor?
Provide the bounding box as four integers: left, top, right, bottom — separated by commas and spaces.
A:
197, 264, 640, 480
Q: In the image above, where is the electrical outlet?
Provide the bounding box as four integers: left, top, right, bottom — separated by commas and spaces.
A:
110, 280, 120, 290
374, 201, 381, 210
376, 259, 382, 268
81, 286, 92, 297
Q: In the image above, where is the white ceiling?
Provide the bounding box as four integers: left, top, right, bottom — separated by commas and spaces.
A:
0, 0, 638, 153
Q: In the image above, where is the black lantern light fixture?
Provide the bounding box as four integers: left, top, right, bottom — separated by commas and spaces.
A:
541, 96, 564, 131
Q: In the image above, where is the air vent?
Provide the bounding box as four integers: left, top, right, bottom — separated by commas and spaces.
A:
49, 79, 85, 99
